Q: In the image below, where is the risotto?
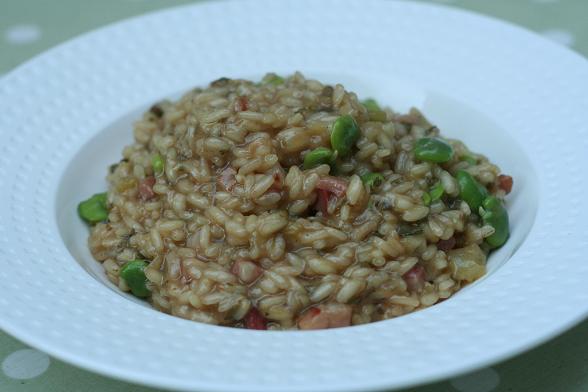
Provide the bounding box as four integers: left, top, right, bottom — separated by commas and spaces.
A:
78, 73, 513, 330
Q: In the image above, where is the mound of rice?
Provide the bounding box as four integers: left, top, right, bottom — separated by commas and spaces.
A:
87, 72, 512, 330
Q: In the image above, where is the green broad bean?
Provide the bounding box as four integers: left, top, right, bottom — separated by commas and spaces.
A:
362, 98, 387, 122
78, 193, 108, 224
303, 147, 335, 170
362, 98, 380, 112
330, 115, 360, 157
262, 74, 284, 86
413, 137, 454, 163
456, 170, 488, 212
120, 260, 150, 298
423, 182, 444, 206
481, 196, 509, 248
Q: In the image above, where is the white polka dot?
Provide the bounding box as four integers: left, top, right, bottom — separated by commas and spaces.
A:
4, 24, 41, 45
2, 349, 50, 379
450, 368, 500, 392
541, 29, 575, 47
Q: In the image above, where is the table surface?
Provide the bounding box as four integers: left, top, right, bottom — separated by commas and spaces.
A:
1, 1, 587, 391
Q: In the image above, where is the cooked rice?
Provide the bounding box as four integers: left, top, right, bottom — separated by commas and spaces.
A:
87, 72, 510, 330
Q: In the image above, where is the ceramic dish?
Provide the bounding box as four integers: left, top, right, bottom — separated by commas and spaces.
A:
1, 0, 587, 391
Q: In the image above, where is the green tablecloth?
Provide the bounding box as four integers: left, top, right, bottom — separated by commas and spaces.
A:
1, 1, 587, 391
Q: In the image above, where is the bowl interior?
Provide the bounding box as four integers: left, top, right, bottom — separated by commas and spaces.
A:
55, 71, 539, 309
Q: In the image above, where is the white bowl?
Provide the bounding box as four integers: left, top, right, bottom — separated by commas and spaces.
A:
1, 1, 587, 391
